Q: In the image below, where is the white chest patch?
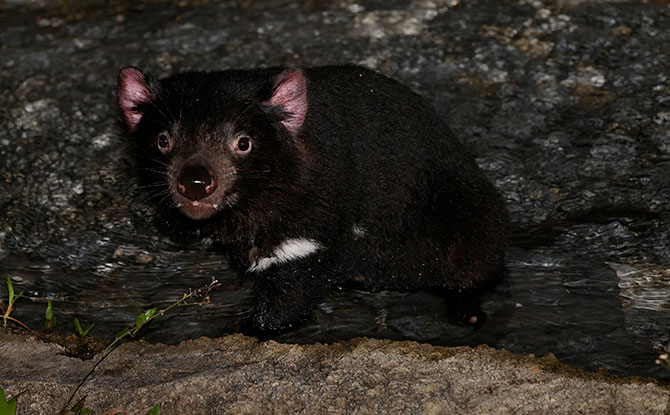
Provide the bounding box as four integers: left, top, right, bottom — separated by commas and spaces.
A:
248, 237, 324, 273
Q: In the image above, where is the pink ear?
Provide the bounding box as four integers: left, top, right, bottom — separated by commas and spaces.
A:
267, 69, 308, 134
117, 67, 151, 130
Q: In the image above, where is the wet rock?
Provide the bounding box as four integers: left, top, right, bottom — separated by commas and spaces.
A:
608, 262, 670, 312
573, 85, 617, 109
0, 0, 669, 387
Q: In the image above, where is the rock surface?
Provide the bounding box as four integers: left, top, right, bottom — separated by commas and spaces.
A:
1, 0, 670, 411
1, 332, 668, 415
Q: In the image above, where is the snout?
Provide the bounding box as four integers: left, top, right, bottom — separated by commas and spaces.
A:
169, 158, 236, 221
178, 164, 217, 201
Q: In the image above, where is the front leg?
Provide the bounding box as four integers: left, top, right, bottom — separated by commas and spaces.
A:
241, 237, 345, 334
248, 257, 336, 334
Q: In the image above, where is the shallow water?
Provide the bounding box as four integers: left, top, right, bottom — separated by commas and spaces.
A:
1, 0, 669, 381
2, 221, 668, 380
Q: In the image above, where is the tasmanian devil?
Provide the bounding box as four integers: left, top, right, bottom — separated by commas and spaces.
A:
116, 65, 508, 333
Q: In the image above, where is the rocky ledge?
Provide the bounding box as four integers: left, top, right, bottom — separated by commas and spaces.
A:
1, 332, 668, 414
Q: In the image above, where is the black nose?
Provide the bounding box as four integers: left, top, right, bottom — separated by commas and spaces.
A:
178, 165, 216, 201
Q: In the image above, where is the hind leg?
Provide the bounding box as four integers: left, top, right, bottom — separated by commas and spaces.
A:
373, 229, 502, 328
441, 288, 487, 328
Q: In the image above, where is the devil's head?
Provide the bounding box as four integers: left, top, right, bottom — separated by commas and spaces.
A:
117, 67, 308, 222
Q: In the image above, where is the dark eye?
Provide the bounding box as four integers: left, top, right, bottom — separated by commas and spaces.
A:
236, 136, 252, 153
157, 132, 171, 153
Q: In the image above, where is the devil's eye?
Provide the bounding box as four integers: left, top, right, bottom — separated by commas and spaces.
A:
236, 136, 251, 153
157, 132, 171, 153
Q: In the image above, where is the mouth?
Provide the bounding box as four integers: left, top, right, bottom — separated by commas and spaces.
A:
178, 200, 219, 220
176, 193, 237, 221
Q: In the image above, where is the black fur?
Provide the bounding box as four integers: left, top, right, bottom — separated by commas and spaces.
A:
117, 65, 508, 332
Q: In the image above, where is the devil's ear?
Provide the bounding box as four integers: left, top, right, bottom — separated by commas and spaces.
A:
266, 69, 308, 135
117, 67, 154, 131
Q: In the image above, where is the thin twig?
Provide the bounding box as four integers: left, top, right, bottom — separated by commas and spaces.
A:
58, 279, 220, 414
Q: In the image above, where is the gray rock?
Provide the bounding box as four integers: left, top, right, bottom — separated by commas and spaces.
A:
1, 0, 670, 396
1, 332, 668, 415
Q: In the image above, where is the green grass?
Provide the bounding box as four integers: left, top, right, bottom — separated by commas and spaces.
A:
45, 299, 56, 329
1, 276, 30, 331
0, 388, 23, 415
73, 317, 94, 336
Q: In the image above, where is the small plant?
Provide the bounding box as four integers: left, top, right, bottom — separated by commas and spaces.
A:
73, 318, 94, 336
147, 404, 161, 415
1, 276, 30, 331
0, 387, 23, 415
63, 398, 93, 415
58, 279, 220, 415
45, 299, 57, 329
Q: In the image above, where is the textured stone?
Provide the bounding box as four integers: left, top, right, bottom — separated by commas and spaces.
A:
1, 332, 668, 415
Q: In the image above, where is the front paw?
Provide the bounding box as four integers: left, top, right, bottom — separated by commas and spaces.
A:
243, 261, 335, 336
244, 291, 314, 336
